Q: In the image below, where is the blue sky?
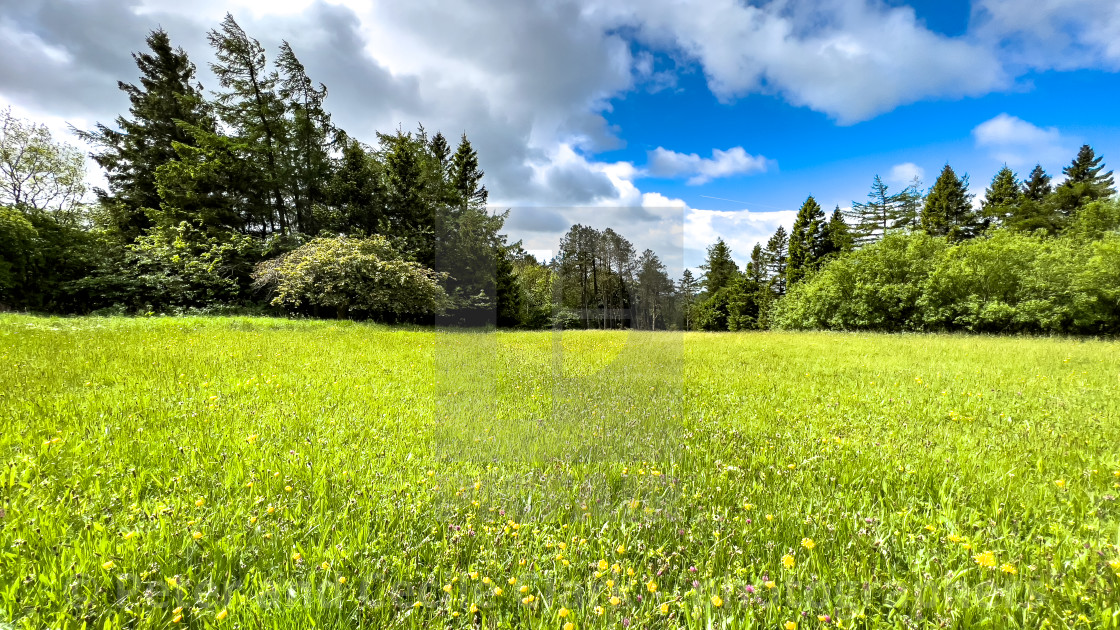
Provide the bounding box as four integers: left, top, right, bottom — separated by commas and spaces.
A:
2, 0, 1119, 274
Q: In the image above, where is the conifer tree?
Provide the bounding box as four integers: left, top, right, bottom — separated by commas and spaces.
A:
846, 175, 906, 246
450, 134, 488, 211
745, 243, 767, 284
981, 165, 1022, 227
920, 164, 981, 241
895, 176, 924, 229
1005, 164, 1060, 234
699, 238, 739, 294
763, 225, 789, 295
208, 14, 288, 231
1052, 145, 1116, 219
77, 29, 212, 241
276, 40, 333, 233
820, 205, 853, 259
786, 195, 825, 287
1023, 164, 1052, 201
678, 268, 697, 329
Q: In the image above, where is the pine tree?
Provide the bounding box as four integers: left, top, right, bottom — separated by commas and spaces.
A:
208, 14, 288, 231
763, 225, 789, 295
76, 29, 212, 241
819, 205, 853, 259
1023, 164, 1052, 201
678, 269, 697, 329
1052, 145, 1116, 219
920, 164, 981, 241
846, 175, 906, 246
699, 238, 739, 294
450, 133, 488, 211
895, 176, 924, 229
326, 139, 383, 235
786, 195, 825, 287
980, 165, 1021, 227
745, 243, 767, 284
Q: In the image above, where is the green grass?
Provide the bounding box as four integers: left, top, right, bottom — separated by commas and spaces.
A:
1, 315, 1119, 629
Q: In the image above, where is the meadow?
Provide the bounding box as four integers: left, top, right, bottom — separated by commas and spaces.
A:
1, 315, 1118, 629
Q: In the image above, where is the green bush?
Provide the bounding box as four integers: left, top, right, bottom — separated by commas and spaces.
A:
252, 235, 449, 320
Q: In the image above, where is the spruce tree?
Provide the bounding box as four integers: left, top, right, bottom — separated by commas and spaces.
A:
763, 225, 789, 295
981, 165, 1021, 227
846, 175, 905, 246
77, 29, 212, 241
820, 205, 853, 259
1023, 164, 1052, 201
450, 134, 488, 211
895, 177, 924, 229
786, 195, 825, 287
745, 243, 767, 284
678, 269, 697, 329
699, 238, 738, 294
276, 40, 333, 233
920, 164, 981, 241
1052, 145, 1116, 219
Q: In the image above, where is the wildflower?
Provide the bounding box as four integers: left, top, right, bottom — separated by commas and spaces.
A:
711, 595, 723, 607
338, 576, 347, 584
616, 544, 626, 554
445, 584, 454, 593
292, 552, 302, 561
493, 587, 503, 596
948, 534, 962, 543
469, 571, 479, 580
1001, 563, 1017, 575
101, 560, 115, 571
973, 551, 997, 568
818, 614, 831, 623
470, 603, 479, 613
564, 624, 574, 630
765, 580, 776, 589
482, 577, 491, 585
646, 580, 657, 593
766, 514, 774, 522
172, 614, 182, 624
785, 622, 797, 630
285, 485, 293, 493
559, 607, 570, 618
321, 561, 330, 571
166, 577, 177, 587
413, 601, 423, 608
123, 531, 137, 540
606, 579, 614, 589
782, 554, 795, 569
660, 603, 670, 614
610, 595, 621, 606
1054, 479, 1066, 489
508, 577, 517, 585
522, 595, 535, 605
216, 609, 228, 621
247, 434, 258, 443
599, 559, 609, 571
192, 532, 203, 540
801, 538, 815, 550
595, 605, 604, 616
519, 585, 529, 593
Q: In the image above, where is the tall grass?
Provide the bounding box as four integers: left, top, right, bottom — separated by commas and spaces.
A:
1, 315, 1118, 628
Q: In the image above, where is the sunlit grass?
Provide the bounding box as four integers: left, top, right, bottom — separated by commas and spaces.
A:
1, 315, 1118, 628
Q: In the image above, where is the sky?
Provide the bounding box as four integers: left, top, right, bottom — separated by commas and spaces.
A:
3, 0, 1120, 274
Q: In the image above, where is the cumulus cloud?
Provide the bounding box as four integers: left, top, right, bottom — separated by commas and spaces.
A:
646, 146, 770, 185
888, 162, 925, 187
972, 113, 1070, 168
971, 0, 1120, 71
684, 208, 797, 270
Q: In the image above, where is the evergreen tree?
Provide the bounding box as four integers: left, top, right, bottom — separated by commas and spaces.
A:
77, 29, 212, 241
786, 195, 825, 287
1052, 145, 1116, 219
678, 268, 697, 329
819, 205, 853, 259
276, 40, 333, 233
208, 14, 288, 231
380, 129, 430, 263
326, 139, 383, 235
763, 225, 789, 295
846, 175, 906, 246
1023, 164, 1052, 201
981, 165, 1022, 227
895, 176, 924, 229
699, 238, 739, 294
450, 133, 488, 211
920, 164, 981, 241
745, 243, 767, 284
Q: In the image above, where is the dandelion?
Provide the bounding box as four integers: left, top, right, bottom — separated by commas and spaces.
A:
166, 577, 177, 587
711, 595, 723, 607
564, 623, 574, 630
973, 551, 997, 568
192, 532, 203, 540
948, 534, 962, 543
646, 580, 657, 593
493, 587, 503, 596
444, 584, 454, 593
292, 552, 302, 562
616, 544, 626, 554
321, 561, 330, 570
782, 554, 795, 569
765, 580, 776, 589
101, 560, 115, 571
470, 603, 479, 613
413, 601, 423, 608
801, 538, 815, 550
598, 559, 609, 571
594, 606, 604, 616
785, 622, 797, 630
215, 609, 228, 621
285, 485, 293, 492
195, 498, 205, 507
559, 607, 570, 618
519, 585, 529, 593
338, 576, 347, 584
1001, 563, 1017, 575
1054, 479, 1066, 489
766, 514, 774, 522
660, 603, 670, 614
508, 577, 517, 585
610, 595, 621, 606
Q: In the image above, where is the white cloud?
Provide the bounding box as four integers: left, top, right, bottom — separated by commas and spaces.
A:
971, 0, 1120, 71
888, 162, 925, 187
684, 208, 797, 270
972, 113, 1070, 168
647, 146, 770, 185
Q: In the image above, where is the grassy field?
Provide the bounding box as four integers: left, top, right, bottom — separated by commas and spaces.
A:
1, 315, 1119, 629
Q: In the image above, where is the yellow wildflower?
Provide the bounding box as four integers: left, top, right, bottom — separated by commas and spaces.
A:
216, 609, 228, 621
782, 554, 795, 569
973, 551, 997, 568
647, 580, 657, 593
801, 538, 816, 550
711, 595, 723, 607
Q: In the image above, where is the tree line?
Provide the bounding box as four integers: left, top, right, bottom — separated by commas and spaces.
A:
1, 17, 521, 324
